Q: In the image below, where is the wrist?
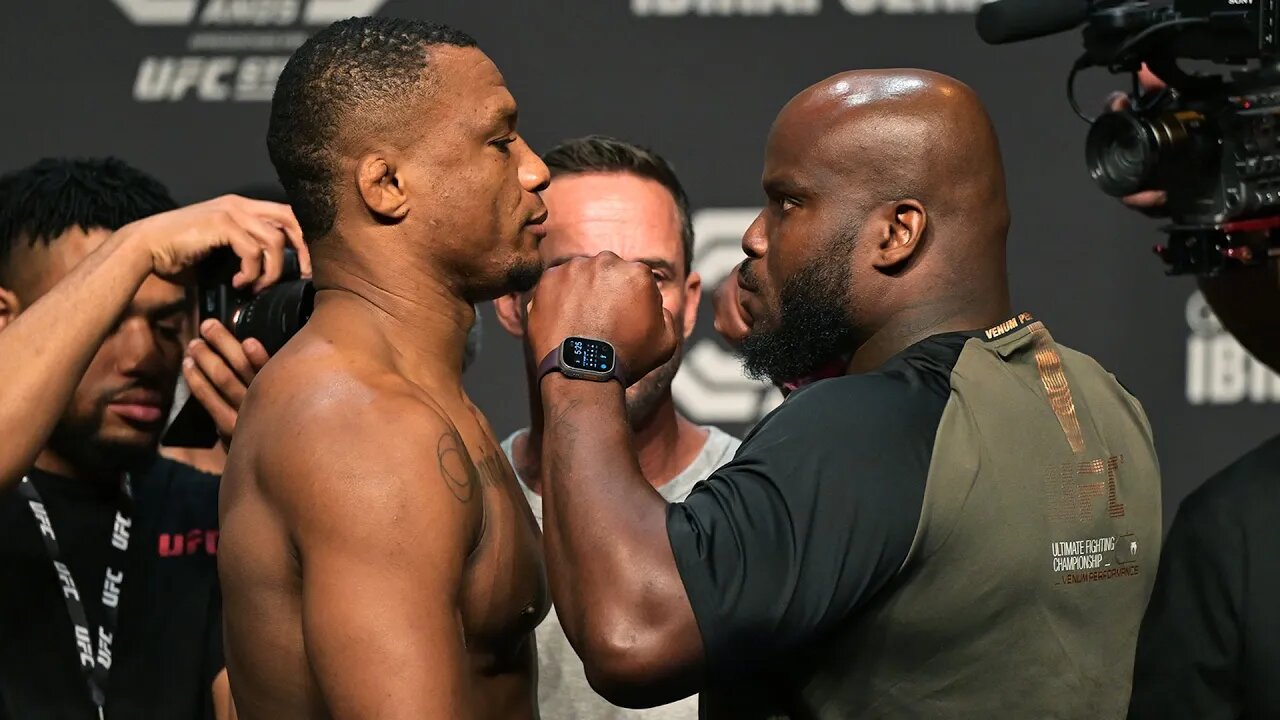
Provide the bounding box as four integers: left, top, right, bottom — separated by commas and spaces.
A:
540, 372, 622, 414
536, 336, 627, 387
106, 225, 160, 281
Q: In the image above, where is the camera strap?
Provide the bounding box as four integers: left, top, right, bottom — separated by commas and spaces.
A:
17, 474, 133, 720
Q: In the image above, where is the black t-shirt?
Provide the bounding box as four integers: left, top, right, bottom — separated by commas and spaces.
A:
1128, 433, 1280, 720
0, 456, 223, 720
666, 331, 966, 680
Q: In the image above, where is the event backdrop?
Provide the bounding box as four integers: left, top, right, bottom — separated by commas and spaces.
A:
2, 0, 1278, 526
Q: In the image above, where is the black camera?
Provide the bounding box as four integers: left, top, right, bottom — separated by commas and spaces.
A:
162, 247, 314, 447
195, 246, 315, 355
978, 0, 1280, 275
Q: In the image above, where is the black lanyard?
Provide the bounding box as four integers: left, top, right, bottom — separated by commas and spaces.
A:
18, 474, 133, 720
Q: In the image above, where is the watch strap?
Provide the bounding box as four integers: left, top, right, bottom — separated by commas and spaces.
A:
537, 346, 564, 382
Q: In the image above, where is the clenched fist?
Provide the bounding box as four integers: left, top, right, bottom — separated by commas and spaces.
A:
526, 252, 678, 387
116, 194, 309, 291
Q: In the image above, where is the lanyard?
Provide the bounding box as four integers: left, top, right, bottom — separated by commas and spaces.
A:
18, 474, 133, 720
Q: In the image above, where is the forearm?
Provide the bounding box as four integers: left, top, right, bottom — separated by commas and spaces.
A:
0, 229, 152, 486
539, 376, 676, 660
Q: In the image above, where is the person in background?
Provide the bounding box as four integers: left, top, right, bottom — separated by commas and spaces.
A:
524, 69, 1163, 718
0, 156, 304, 719
493, 135, 740, 719
1115, 68, 1280, 720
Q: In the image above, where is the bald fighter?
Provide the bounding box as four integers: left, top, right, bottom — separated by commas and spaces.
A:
523, 69, 1163, 718
218, 18, 550, 719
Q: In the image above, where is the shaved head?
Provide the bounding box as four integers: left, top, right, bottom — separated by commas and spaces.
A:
738, 69, 1012, 383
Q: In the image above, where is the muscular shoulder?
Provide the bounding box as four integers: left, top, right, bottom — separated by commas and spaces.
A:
242, 346, 482, 539
247, 335, 415, 420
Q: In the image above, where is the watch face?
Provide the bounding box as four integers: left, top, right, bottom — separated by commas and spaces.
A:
562, 337, 615, 374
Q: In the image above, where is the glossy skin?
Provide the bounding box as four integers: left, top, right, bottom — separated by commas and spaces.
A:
519, 70, 1014, 708
493, 171, 707, 489
218, 45, 553, 719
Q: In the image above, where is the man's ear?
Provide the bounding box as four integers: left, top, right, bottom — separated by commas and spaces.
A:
492, 293, 528, 339
355, 154, 409, 221
872, 200, 927, 271
682, 270, 703, 340
0, 285, 22, 332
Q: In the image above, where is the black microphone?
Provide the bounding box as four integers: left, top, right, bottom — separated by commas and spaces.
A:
976, 0, 1089, 44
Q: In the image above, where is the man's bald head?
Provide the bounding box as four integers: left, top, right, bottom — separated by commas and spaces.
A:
777, 69, 1009, 253
737, 69, 1012, 384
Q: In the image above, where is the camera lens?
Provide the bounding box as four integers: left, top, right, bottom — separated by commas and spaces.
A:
230, 279, 315, 356
1086, 109, 1209, 199
1087, 112, 1159, 197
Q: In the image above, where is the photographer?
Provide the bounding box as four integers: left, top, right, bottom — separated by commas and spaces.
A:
0, 157, 305, 719
1109, 72, 1280, 720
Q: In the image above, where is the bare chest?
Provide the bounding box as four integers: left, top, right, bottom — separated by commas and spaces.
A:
451, 437, 549, 661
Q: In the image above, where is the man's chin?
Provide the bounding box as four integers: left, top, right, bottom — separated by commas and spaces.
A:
99, 424, 163, 460
739, 331, 839, 387
506, 262, 544, 294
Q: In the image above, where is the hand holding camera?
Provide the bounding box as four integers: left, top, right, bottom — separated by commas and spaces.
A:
150, 195, 313, 449
183, 319, 271, 448
979, 0, 1280, 275
1107, 65, 1170, 214
117, 194, 309, 290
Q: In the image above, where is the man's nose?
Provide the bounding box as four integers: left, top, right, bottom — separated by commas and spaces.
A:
520, 138, 551, 194
741, 209, 768, 259
112, 318, 169, 378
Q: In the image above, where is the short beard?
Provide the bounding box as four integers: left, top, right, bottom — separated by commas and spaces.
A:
506, 260, 544, 294
739, 255, 857, 386
46, 407, 158, 477
625, 340, 683, 426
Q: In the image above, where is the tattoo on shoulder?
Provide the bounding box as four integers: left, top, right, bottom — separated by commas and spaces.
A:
436, 430, 511, 503
475, 452, 508, 489
437, 430, 479, 503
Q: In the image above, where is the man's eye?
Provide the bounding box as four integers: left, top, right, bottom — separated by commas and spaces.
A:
780, 196, 799, 212
492, 137, 516, 153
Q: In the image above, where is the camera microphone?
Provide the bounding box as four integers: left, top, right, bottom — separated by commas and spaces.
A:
976, 0, 1089, 44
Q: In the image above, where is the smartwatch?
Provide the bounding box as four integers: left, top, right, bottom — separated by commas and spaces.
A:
538, 336, 627, 385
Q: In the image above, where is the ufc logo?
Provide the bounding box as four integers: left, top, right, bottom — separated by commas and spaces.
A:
111, 513, 131, 551
96, 629, 114, 670
75, 625, 95, 669
158, 529, 219, 556
28, 501, 55, 540
54, 561, 81, 601
102, 568, 124, 609
1044, 456, 1127, 524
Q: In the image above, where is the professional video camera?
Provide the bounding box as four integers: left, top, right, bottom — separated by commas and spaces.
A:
162, 247, 314, 447
978, 0, 1280, 275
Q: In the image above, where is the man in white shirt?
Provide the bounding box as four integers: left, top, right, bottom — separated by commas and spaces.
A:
493, 135, 740, 720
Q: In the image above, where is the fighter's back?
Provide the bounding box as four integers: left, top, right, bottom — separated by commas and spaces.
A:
219, 295, 548, 719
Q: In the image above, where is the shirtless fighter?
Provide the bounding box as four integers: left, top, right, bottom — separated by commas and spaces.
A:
218, 18, 551, 718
